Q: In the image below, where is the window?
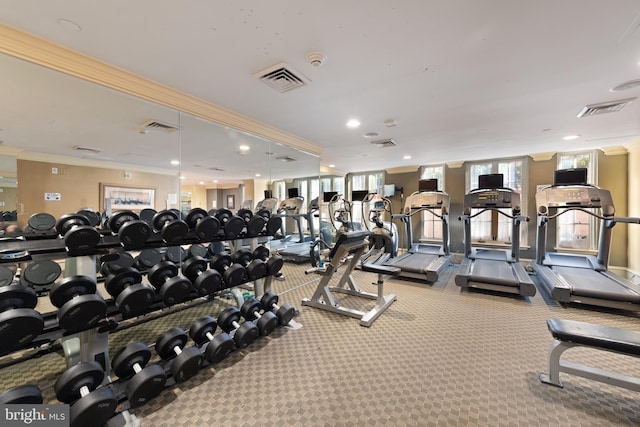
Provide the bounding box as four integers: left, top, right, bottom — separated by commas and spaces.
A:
419, 165, 445, 241
348, 172, 384, 227
556, 151, 597, 250
465, 158, 527, 245
272, 181, 286, 203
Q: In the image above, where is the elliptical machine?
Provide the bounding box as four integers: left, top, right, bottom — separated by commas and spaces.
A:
360, 193, 398, 265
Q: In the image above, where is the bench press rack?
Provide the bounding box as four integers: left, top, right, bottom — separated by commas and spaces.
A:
539, 317, 640, 391
303, 230, 398, 327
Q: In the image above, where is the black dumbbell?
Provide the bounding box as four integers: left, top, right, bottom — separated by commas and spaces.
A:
231, 249, 267, 280
155, 327, 203, 382
140, 208, 157, 226
265, 215, 283, 237
111, 341, 167, 407
55, 362, 117, 427
77, 209, 101, 227
185, 208, 220, 241
0, 265, 14, 286
49, 276, 107, 332
217, 306, 259, 349
261, 290, 296, 326
55, 213, 101, 252
252, 246, 285, 277
189, 316, 236, 364
210, 253, 246, 288
152, 209, 189, 244
107, 210, 151, 249
105, 267, 156, 317
0, 384, 43, 404
240, 297, 279, 336
188, 243, 209, 259
135, 248, 163, 270
181, 256, 223, 296
100, 252, 135, 277
215, 209, 245, 240
237, 208, 266, 237
19, 259, 62, 288
147, 261, 193, 305
207, 241, 225, 257
163, 246, 187, 264
0, 284, 44, 350
24, 212, 57, 237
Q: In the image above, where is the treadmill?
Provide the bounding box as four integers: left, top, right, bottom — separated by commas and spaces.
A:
454, 174, 536, 296
272, 191, 317, 263
383, 179, 452, 283
531, 168, 640, 311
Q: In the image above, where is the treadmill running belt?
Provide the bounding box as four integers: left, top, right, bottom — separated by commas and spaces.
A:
552, 266, 640, 303
469, 259, 519, 287
387, 252, 438, 273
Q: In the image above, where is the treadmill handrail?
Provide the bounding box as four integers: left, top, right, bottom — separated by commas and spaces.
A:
460, 207, 524, 221
545, 207, 613, 221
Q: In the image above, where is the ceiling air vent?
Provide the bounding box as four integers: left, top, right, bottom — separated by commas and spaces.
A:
370, 139, 397, 148
140, 120, 179, 133
73, 145, 101, 154
253, 62, 310, 93
576, 97, 636, 118
276, 155, 297, 162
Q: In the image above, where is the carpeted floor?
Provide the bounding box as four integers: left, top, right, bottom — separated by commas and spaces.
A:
2, 259, 640, 426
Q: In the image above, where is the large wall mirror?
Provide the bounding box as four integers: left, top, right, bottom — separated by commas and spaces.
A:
0, 51, 319, 231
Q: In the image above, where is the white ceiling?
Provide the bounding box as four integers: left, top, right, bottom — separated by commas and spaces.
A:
1, 0, 640, 175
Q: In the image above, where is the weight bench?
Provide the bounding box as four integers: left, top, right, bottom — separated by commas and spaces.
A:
539, 318, 640, 391
303, 230, 398, 327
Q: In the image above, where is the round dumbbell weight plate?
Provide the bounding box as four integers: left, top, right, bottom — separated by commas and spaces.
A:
164, 246, 187, 264
252, 246, 270, 261
56, 214, 101, 251
214, 209, 232, 225
70, 387, 117, 427
189, 316, 218, 345
194, 216, 220, 241
126, 363, 167, 407
237, 208, 253, 223
58, 294, 106, 332
233, 321, 259, 348
54, 361, 104, 403
136, 248, 163, 269
159, 275, 192, 305
105, 268, 142, 297
21, 260, 61, 287
0, 308, 44, 349
0, 266, 14, 286
246, 259, 267, 280
100, 252, 135, 276
152, 210, 178, 231
171, 346, 203, 382
0, 384, 43, 404
155, 327, 188, 360
193, 269, 223, 296
246, 216, 266, 237
162, 221, 189, 244
240, 298, 262, 322
256, 208, 271, 220
267, 255, 284, 276
266, 216, 283, 236
77, 210, 101, 227
256, 311, 279, 336
27, 212, 56, 231
276, 303, 296, 326
223, 216, 244, 240
0, 285, 37, 311
49, 275, 96, 308
205, 332, 236, 364
148, 261, 178, 286
112, 341, 151, 378
116, 284, 156, 317
188, 243, 208, 258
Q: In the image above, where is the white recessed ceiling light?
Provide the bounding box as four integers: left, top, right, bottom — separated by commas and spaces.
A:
346, 119, 361, 128
255, 173, 261, 177
239, 145, 250, 151
171, 160, 180, 165
179, 176, 185, 180
328, 164, 335, 168
403, 155, 412, 160
562, 135, 580, 140
199, 181, 205, 185
213, 180, 219, 183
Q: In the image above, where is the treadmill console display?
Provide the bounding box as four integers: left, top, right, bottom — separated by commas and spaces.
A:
464, 188, 519, 209
278, 197, 304, 213
406, 192, 449, 210
536, 185, 612, 211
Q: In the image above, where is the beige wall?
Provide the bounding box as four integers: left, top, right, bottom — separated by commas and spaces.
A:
17, 159, 178, 228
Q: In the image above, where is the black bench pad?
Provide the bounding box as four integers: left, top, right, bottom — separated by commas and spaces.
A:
361, 263, 401, 276
547, 318, 640, 356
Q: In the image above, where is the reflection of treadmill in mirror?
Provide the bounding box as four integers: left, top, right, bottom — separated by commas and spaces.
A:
273, 188, 317, 262
531, 168, 640, 311
383, 179, 451, 282
455, 174, 536, 296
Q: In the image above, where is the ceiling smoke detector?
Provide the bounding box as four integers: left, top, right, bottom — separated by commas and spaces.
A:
306, 52, 327, 68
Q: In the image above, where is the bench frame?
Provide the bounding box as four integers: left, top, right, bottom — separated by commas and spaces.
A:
539, 336, 640, 391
